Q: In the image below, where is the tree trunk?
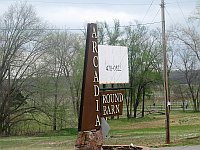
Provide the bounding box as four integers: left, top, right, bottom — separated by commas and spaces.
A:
0, 116, 4, 136
130, 87, 135, 118
53, 93, 57, 131
134, 97, 139, 118
133, 101, 137, 118
182, 100, 185, 112
142, 87, 145, 117
125, 93, 130, 118
134, 85, 142, 118
193, 99, 197, 112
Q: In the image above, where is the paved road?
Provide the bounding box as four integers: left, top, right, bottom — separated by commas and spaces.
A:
151, 145, 200, 150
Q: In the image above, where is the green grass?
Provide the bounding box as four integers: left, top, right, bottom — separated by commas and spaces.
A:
0, 136, 76, 150
103, 111, 200, 147
0, 111, 200, 149
0, 128, 77, 150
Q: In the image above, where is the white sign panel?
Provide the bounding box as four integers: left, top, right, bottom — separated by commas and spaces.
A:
98, 45, 129, 84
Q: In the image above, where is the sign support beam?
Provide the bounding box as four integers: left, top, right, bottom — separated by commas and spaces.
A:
78, 23, 101, 131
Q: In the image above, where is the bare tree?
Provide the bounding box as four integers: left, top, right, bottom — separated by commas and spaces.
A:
60, 32, 84, 117
170, 25, 200, 112
36, 31, 84, 130
0, 2, 47, 135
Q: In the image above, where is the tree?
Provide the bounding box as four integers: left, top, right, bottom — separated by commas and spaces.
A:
104, 20, 122, 45
35, 30, 84, 131
121, 23, 162, 118
97, 22, 106, 45
172, 83, 188, 112
97, 21, 163, 118
170, 25, 200, 112
57, 32, 84, 117
0, 2, 47, 135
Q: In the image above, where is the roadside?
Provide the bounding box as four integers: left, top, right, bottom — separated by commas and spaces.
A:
151, 145, 200, 150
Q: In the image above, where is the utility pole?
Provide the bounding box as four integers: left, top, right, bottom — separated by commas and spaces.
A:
161, 0, 170, 144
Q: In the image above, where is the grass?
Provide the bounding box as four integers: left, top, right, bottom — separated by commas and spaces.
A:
0, 136, 76, 150
0, 111, 199, 149
104, 111, 200, 147
0, 128, 77, 150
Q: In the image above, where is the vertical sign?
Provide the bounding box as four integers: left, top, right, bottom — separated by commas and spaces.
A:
78, 23, 101, 131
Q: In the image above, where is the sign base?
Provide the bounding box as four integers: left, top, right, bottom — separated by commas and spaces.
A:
75, 129, 103, 149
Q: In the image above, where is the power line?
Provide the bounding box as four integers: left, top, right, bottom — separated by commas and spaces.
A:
0, 28, 85, 31
176, 0, 190, 27
142, 0, 155, 23
151, 9, 161, 24
118, 21, 162, 28
34, 0, 200, 5
165, 8, 176, 26
3, 0, 196, 5
167, 0, 197, 5
0, 0, 160, 6
0, 21, 162, 31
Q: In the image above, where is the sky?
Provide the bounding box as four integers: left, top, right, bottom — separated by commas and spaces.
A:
0, 0, 199, 30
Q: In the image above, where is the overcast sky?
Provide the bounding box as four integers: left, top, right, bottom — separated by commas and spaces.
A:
0, 0, 199, 29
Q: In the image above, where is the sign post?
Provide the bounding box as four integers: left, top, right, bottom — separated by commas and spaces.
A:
75, 23, 103, 149
75, 23, 128, 149
78, 23, 101, 131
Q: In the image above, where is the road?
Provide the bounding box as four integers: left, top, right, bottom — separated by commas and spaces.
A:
151, 145, 200, 150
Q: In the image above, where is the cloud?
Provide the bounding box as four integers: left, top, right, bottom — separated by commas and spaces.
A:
81, 8, 135, 23
37, 6, 138, 27
0, 0, 196, 29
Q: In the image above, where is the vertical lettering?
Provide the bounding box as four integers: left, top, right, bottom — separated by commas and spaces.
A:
95, 115, 101, 126
93, 70, 99, 82
79, 24, 100, 131
96, 100, 99, 111
92, 27, 99, 129
92, 26, 97, 38
92, 41, 98, 53
93, 56, 98, 68
94, 85, 99, 96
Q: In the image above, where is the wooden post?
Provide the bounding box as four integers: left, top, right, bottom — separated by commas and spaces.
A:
75, 23, 103, 149
161, 0, 170, 144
